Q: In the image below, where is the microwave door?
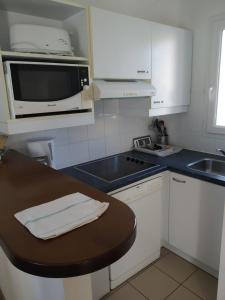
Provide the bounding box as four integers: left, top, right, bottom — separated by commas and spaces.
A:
13, 94, 83, 116
7, 63, 83, 117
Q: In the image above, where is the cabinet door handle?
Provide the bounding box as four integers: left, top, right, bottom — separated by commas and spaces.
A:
137, 70, 146, 73
172, 177, 186, 184
208, 86, 214, 100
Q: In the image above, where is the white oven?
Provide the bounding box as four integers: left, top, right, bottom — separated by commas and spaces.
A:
4, 61, 90, 119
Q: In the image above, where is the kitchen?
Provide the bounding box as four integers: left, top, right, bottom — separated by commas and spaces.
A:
0, 0, 225, 300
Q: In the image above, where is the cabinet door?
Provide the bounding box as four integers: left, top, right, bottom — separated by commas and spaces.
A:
90, 7, 151, 80
91, 268, 110, 300
169, 172, 225, 271
110, 178, 162, 288
151, 23, 192, 109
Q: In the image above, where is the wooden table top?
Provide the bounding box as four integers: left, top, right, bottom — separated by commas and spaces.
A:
0, 150, 136, 278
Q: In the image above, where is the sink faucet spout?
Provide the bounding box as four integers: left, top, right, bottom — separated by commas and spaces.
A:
217, 149, 225, 156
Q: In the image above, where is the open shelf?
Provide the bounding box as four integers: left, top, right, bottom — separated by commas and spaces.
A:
0, 0, 86, 20
0, 50, 88, 63
0, 111, 94, 135
0, 0, 93, 134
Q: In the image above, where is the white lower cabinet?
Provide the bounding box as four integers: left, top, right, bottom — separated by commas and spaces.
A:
0, 247, 65, 300
109, 177, 162, 289
0, 243, 108, 300
169, 172, 225, 273
91, 268, 110, 300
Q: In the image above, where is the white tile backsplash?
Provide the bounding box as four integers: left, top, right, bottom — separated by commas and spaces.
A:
36, 128, 69, 146
119, 98, 150, 117
104, 115, 120, 137
54, 144, 71, 169
88, 138, 106, 160
105, 135, 122, 156
68, 126, 88, 143
87, 116, 105, 139
103, 99, 120, 116
93, 101, 104, 117
120, 133, 135, 152
8, 100, 152, 169
69, 141, 90, 165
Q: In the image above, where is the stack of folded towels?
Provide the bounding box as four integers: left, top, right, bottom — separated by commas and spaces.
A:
15, 192, 109, 240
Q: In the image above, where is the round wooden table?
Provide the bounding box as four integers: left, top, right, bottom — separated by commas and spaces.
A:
0, 151, 136, 300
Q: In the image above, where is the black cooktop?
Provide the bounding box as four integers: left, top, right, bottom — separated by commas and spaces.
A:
74, 154, 159, 183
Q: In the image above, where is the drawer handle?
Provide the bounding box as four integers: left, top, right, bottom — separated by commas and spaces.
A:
137, 70, 146, 73
172, 177, 186, 184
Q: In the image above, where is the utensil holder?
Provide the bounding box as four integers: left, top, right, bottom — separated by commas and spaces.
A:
0, 149, 7, 161
158, 135, 169, 145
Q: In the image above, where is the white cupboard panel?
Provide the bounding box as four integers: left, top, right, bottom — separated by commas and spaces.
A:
151, 23, 192, 109
169, 172, 225, 272
110, 178, 162, 288
90, 7, 151, 80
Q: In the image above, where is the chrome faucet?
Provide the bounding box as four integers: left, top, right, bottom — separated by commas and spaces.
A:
0, 149, 7, 161
217, 149, 225, 156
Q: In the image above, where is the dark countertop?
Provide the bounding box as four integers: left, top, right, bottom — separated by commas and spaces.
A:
61, 149, 225, 193
0, 150, 136, 278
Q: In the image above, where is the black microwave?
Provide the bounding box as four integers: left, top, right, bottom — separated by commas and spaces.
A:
4, 61, 90, 118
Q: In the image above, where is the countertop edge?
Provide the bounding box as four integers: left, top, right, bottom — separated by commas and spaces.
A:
60, 150, 225, 192
0, 150, 137, 278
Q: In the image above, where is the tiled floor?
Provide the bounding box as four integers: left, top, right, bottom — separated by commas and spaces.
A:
105, 248, 218, 300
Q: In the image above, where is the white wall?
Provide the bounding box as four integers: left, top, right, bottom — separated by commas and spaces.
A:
75, 0, 189, 28
81, 0, 225, 156
8, 0, 224, 167
6, 0, 190, 168
164, 0, 225, 155
0, 10, 10, 50
91, 0, 184, 27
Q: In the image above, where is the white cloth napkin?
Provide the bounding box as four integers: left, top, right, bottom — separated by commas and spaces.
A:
15, 193, 109, 240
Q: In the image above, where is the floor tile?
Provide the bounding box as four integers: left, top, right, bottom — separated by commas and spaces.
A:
183, 269, 218, 300
155, 253, 197, 283
130, 265, 179, 300
105, 283, 146, 300
166, 286, 201, 300
160, 247, 170, 257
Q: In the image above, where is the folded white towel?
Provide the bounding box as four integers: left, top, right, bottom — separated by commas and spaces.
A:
15, 193, 109, 240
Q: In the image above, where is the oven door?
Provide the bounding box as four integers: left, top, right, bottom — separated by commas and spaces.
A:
5, 61, 86, 118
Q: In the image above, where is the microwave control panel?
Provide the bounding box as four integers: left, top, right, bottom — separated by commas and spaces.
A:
79, 67, 89, 89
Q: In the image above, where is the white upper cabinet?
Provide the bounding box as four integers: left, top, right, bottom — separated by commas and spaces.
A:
150, 22, 192, 112
90, 7, 193, 116
90, 7, 151, 80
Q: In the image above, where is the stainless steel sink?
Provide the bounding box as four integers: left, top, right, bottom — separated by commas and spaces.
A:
188, 158, 225, 176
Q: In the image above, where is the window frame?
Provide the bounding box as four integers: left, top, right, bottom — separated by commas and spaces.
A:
207, 16, 225, 134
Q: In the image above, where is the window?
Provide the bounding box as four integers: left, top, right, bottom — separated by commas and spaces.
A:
216, 29, 225, 126
207, 17, 225, 133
